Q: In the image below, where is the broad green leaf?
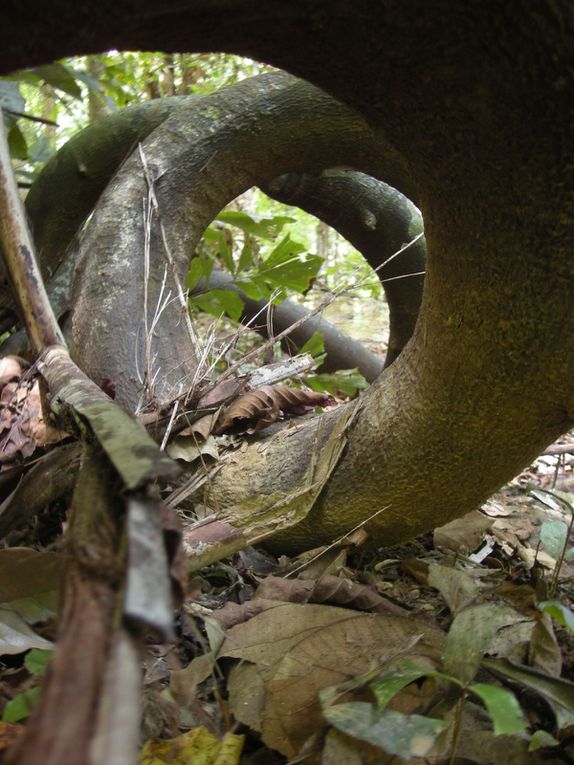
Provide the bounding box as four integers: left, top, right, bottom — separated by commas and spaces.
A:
470, 683, 527, 735
217, 210, 295, 241
7, 123, 27, 159
189, 289, 244, 322
25, 648, 53, 676
305, 369, 368, 397
186, 258, 207, 291
2, 687, 41, 723
260, 235, 322, 293
370, 665, 431, 709
539, 600, 574, 633
215, 229, 235, 273
529, 729, 560, 751
324, 702, 447, 759
540, 520, 568, 560
444, 604, 525, 683
237, 242, 254, 272
32, 63, 82, 98
483, 657, 574, 730
299, 332, 325, 360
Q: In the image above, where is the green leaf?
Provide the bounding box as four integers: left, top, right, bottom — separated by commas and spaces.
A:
7, 123, 28, 159
189, 289, 244, 322
260, 235, 322, 293
470, 683, 527, 735
237, 242, 254, 272
370, 665, 432, 709
540, 520, 568, 560
25, 648, 53, 676
217, 210, 295, 241
31, 63, 82, 98
323, 702, 447, 759
483, 657, 574, 729
2, 687, 41, 723
305, 369, 368, 397
186, 258, 207, 291
529, 729, 560, 751
299, 331, 325, 360
538, 600, 574, 633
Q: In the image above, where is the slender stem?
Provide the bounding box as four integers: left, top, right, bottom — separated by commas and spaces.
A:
448, 693, 465, 765
0, 110, 65, 353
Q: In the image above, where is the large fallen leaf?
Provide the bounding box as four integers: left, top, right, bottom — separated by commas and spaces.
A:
0, 548, 66, 602
222, 603, 444, 758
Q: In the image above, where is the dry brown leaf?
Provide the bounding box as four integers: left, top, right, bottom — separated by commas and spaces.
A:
166, 434, 219, 464
215, 384, 327, 435
222, 603, 444, 758
427, 563, 480, 614
255, 575, 408, 617
178, 413, 216, 441
433, 510, 493, 553
529, 613, 562, 677
196, 379, 243, 409
0, 548, 67, 602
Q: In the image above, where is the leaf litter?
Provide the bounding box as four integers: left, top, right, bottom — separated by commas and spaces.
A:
3, 369, 574, 764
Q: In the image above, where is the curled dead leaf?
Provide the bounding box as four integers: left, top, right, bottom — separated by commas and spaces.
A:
215, 384, 327, 435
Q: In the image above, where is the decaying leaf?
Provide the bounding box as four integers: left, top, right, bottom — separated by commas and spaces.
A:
222, 602, 444, 757
140, 727, 243, 765
0, 548, 66, 602
0, 371, 69, 466
427, 563, 480, 614
444, 603, 530, 683
255, 575, 408, 616
166, 434, 219, 464
215, 384, 327, 434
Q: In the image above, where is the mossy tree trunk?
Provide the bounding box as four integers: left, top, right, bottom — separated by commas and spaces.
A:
1, 2, 573, 551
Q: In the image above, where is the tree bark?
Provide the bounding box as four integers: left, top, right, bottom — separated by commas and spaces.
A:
70, 72, 410, 408
0, 2, 573, 550
263, 170, 425, 365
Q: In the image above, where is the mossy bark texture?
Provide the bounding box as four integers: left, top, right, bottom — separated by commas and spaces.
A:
1, 1, 573, 550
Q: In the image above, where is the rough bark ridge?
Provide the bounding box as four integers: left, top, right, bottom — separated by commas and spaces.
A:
1, 2, 573, 550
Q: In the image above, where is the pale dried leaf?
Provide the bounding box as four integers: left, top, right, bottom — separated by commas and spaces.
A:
166, 434, 219, 463
433, 511, 493, 553
427, 563, 480, 614
529, 613, 562, 677
0, 356, 24, 385
0, 607, 54, 654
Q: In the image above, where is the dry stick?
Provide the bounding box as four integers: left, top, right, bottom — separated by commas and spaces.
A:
0, 111, 65, 351
0, 114, 177, 765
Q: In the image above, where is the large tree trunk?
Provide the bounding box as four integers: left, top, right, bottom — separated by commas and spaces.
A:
1, 2, 573, 550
